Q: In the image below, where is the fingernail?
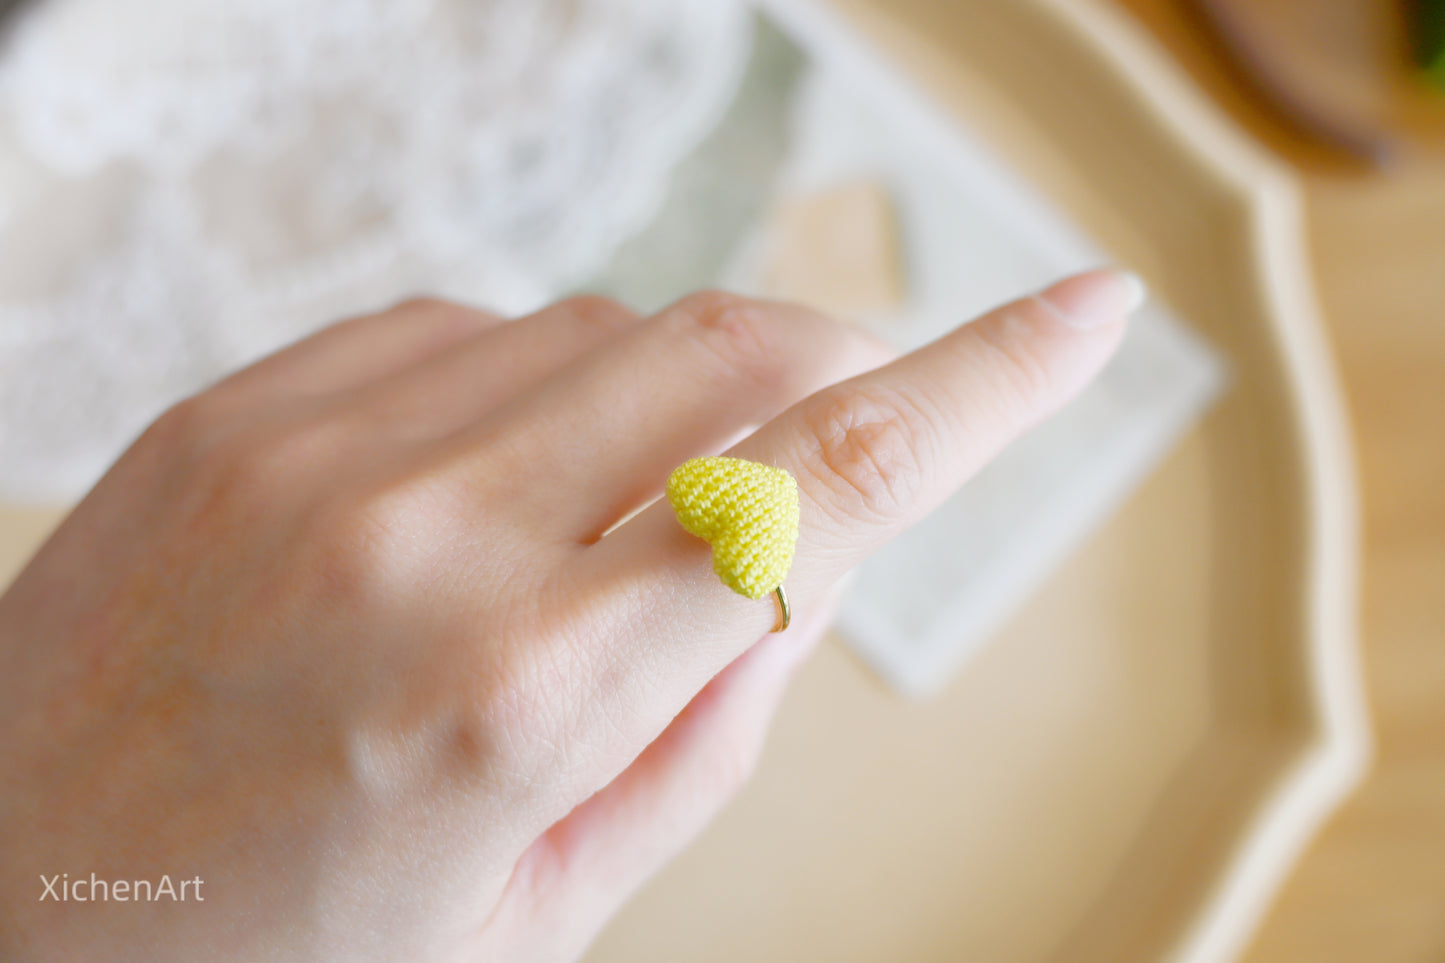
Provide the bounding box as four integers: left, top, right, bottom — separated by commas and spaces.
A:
1037, 268, 1146, 330
1117, 271, 1148, 313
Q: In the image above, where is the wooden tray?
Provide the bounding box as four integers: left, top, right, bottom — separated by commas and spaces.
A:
582, 1, 1369, 961
0, 1, 1367, 960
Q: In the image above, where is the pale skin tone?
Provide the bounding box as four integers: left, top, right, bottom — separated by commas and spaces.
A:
0, 270, 1133, 961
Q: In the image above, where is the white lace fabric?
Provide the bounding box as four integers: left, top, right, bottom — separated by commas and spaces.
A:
0, 0, 752, 501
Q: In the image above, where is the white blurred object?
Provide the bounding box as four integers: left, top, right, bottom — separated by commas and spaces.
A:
0, 0, 751, 500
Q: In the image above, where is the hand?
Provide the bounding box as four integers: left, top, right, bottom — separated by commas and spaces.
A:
0, 272, 1133, 961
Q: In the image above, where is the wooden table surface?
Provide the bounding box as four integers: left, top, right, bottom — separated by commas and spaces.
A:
1111, 1, 1445, 959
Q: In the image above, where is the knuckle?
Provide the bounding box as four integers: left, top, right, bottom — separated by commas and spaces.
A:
556, 294, 637, 334
462, 631, 588, 783
220, 426, 309, 491
310, 472, 450, 591
346, 700, 503, 799
139, 395, 213, 457
387, 295, 454, 318
195, 413, 348, 516
495, 638, 580, 735
671, 290, 787, 392
131, 393, 240, 484
798, 386, 929, 522
194, 433, 285, 514
387, 296, 498, 333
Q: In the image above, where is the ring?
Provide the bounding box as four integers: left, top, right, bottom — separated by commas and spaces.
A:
666, 456, 800, 633
771, 585, 791, 633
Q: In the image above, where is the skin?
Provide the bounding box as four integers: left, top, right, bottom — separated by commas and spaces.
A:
0, 271, 1132, 961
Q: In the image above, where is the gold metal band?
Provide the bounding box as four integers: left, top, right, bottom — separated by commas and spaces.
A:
770, 585, 791, 633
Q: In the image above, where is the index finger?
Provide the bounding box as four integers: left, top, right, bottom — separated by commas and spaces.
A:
579, 269, 1138, 672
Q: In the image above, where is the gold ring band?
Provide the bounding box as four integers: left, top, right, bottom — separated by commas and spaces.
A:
771, 585, 791, 633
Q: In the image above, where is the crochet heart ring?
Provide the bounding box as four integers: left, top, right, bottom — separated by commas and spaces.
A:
666, 456, 800, 632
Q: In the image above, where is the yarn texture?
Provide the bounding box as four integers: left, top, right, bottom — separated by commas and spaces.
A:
667, 456, 800, 599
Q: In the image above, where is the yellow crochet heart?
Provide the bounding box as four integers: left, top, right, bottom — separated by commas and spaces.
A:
667, 456, 800, 600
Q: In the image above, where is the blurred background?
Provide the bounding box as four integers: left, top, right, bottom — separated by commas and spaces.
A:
1113, 2, 1445, 960
0, 0, 1441, 960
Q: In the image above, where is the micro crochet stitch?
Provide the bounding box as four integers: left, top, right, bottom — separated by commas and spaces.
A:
667, 456, 800, 599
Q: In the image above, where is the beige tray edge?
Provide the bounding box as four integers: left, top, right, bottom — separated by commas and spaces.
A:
1041, 1, 1371, 961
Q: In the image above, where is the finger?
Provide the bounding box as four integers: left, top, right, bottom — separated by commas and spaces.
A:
209, 298, 504, 407
475, 588, 839, 963
350, 295, 644, 438
440, 291, 896, 544
552, 269, 1135, 783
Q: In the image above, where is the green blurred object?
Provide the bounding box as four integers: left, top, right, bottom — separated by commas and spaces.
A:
1416, 0, 1445, 89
